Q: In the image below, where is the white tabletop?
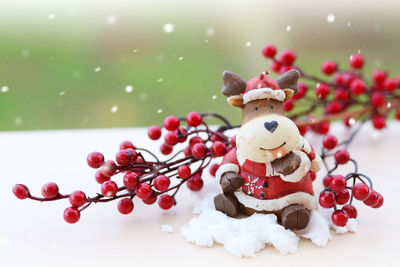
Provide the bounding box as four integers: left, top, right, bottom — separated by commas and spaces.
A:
1, 123, 399, 266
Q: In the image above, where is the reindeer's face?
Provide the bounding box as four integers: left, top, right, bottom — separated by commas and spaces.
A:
236, 99, 301, 163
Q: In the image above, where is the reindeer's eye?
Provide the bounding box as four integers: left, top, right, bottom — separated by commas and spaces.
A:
254, 107, 258, 111
270, 105, 274, 109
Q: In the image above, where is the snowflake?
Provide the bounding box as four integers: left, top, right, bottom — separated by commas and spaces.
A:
244, 177, 263, 195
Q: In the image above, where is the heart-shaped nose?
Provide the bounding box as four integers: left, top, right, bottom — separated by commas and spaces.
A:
264, 121, 278, 133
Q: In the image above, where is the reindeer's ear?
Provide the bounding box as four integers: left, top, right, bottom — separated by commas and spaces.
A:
227, 95, 244, 108
276, 69, 300, 96
283, 89, 294, 101
221, 70, 247, 97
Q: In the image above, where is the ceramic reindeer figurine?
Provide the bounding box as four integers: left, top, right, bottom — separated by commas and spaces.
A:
214, 69, 322, 231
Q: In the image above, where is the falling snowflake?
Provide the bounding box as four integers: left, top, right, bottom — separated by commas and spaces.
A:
163, 23, 174, 33
347, 22, 351, 27
157, 109, 163, 113
327, 13, 335, 23
48, 14, 55, 20
211, 95, 217, 100
206, 27, 215, 36
348, 117, 356, 126
245, 42, 252, 47
178, 57, 184, 61
1, 86, 9, 93
204, 40, 209, 43
132, 49, 138, 53
157, 78, 163, 83
15, 117, 23, 125
125, 85, 133, 93
59, 91, 65, 95
94, 67, 101, 72
110, 105, 118, 113
21, 49, 30, 57
106, 15, 117, 25
286, 25, 292, 32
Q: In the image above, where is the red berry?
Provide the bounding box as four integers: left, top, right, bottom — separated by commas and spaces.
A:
322, 135, 338, 150
325, 100, 343, 114
262, 44, 277, 58
95, 170, 110, 184
330, 175, 347, 192
371, 114, 386, 130
336, 189, 350, 205
315, 83, 330, 99
189, 136, 204, 148
164, 132, 179, 146
116, 149, 134, 166
283, 99, 294, 111
186, 112, 202, 127
163, 116, 180, 131
136, 183, 152, 200
396, 74, 400, 88
210, 134, 223, 142
350, 79, 365, 95
343, 117, 355, 128
230, 135, 236, 147
280, 49, 296, 65
372, 69, 387, 84
334, 149, 350, 165
323, 175, 332, 188
119, 141, 135, 150
183, 146, 192, 157
373, 194, 384, 208
178, 165, 191, 179
175, 127, 188, 143
148, 125, 162, 140
186, 174, 204, 191
396, 109, 400, 120
211, 141, 225, 157
293, 82, 307, 100
331, 210, 349, 227
321, 61, 337, 75
312, 121, 330, 135
371, 92, 386, 107
384, 78, 396, 92
12, 184, 30, 199
154, 175, 170, 191
271, 61, 281, 72
142, 192, 157, 205
41, 182, 59, 199
334, 88, 349, 101
342, 204, 357, 219
87, 152, 104, 169
349, 54, 364, 69
297, 126, 308, 136
101, 160, 116, 177
363, 190, 380, 207
63, 207, 80, 224
192, 143, 207, 159
123, 172, 139, 190
209, 164, 219, 177
118, 198, 134, 214
319, 191, 336, 208
101, 181, 118, 197
160, 143, 173, 155
158, 194, 174, 210
69, 190, 87, 207
352, 183, 370, 201
279, 65, 295, 74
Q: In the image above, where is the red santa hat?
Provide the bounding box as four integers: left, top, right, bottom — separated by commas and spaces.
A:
241, 71, 286, 104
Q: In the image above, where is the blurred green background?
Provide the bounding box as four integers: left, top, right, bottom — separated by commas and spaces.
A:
1, 0, 400, 131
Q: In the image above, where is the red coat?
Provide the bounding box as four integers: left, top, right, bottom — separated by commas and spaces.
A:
219, 147, 317, 201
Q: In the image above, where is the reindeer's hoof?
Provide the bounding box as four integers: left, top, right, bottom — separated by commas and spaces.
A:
281, 204, 310, 231
214, 193, 241, 218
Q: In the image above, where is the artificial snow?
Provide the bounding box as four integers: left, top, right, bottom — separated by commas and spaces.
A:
161, 224, 174, 233
180, 178, 357, 258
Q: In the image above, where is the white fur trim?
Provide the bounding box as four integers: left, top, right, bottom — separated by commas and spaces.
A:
310, 154, 322, 172
243, 88, 286, 104
215, 163, 239, 183
234, 182, 318, 211
279, 151, 311, 182
236, 151, 246, 166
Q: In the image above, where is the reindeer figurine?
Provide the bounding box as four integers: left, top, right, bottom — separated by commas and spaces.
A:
214, 69, 322, 231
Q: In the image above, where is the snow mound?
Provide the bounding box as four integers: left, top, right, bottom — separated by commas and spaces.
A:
180, 178, 357, 257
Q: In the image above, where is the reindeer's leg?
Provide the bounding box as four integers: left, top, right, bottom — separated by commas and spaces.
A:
214, 193, 241, 218
280, 204, 310, 231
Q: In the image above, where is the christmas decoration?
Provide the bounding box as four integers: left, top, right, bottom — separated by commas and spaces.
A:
13, 43, 398, 232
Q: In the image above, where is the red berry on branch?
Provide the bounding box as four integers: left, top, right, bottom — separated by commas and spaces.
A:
330, 175, 347, 192
154, 175, 170, 191
283, 99, 294, 111
41, 182, 59, 199
63, 207, 80, 224
350, 79, 365, 95
396, 74, 400, 87
123, 172, 139, 190
322, 135, 338, 150
101, 181, 118, 197
189, 136, 204, 148
293, 82, 308, 100
297, 126, 308, 136
342, 204, 357, 219
343, 117, 356, 128
95, 170, 110, 184
323, 175, 332, 188
396, 109, 400, 120
349, 54, 364, 69
279, 65, 294, 74
119, 141, 135, 150
271, 61, 281, 73
148, 126, 162, 140
334, 149, 350, 165
319, 191, 336, 208
352, 183, 370, 201
371, 114, 386, 130
209, 164, 219, 177
210, 134, 223, 142
363, 190, 380, 207
384, 78, 396, 92
136, 183, 152, 200
118, 198, 134, 214
312, 121, 330, 134
230, 135, 236, 147
331, 210, 349, 227
336, 189, 350, 205
192, 143, 207, 159
262, 44, 277, 58
116, 149, 134, 166
178, 165, 191, 179
175, 127, 188, 143
160, 143, 173, 155
373, 194, 384, 208
186, 112, 202, 127
163, 116, 180, 131
325, 100, 343, 114
315, 83, 330, 99
370, 92, 386, 107
142, 191, 157, 205
101, 160, 116, 177
12, 184, 30, 199
280, 49, 296, 65
211, 141, 225, 157
321, 61, 337, 75
183, 146, 192, 157
334, 88, 350, 101
372, 69, 387, 85
69, 190, 87, 207
164, 132, 179, 146
158, 194, 174, 210
186, 174, 204, 191
87, 152, 104, 169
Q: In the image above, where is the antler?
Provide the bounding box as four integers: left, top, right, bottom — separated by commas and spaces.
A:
276, 69, 300, 94
221, 71, 247, 97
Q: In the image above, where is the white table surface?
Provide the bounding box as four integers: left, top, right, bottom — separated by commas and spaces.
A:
1, 123, 399, 267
